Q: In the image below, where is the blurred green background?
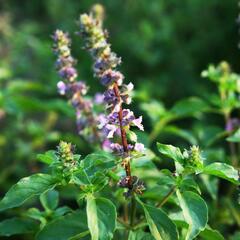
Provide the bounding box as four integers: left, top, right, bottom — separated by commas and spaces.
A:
0, 0, 239, 223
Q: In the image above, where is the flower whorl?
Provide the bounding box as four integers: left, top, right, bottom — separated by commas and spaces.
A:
78, 5, 145, 196
52, 30, 100, 142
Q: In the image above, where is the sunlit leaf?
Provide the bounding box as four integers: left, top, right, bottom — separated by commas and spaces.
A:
137, 198, 178, 240
203, 162, 239, 185
176, 190, 208, 240
199, 227, 224, 240
86, 195, 116, 240
0, 174, 58, 212
157, 143, 183, 163
170, 97, 208, 118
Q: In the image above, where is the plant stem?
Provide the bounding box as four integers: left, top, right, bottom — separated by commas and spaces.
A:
117, 217, 130, 229
123, 203, 129, 222
130, 196, 136, 227
113, 82, 132, 179
69, 231, 90, 240
156, 186, 176, 208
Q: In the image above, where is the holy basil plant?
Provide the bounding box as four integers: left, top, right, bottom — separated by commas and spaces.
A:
0, 4, 239, 240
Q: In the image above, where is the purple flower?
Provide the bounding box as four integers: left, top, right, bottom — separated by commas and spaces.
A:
134, 143, 145, 153
55, 56, 75, 69
57, 81, 67, 95
121, 83, 134, 104
59, 67, 77, 81
53, 29, 102, 143
101, 69, 123, 86
103, 89, 118, 105
132, 116, 144, 131
98, 114, 108, 129
105, 124, 118, 138
94, 93, 104, 104
76, 117, 87, 133
70, 82, 88, 95
110, 143, 123, 153
78, 9, 146, 194
110, 143, 134, 155
226, 118, 240, 132
102, 139, 112, 151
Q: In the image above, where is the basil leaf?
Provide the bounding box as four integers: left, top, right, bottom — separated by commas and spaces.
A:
176, 190, 208, 240
0, 174, 58, 212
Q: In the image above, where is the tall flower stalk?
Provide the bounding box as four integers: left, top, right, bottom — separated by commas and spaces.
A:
52, 30, 101, 143
78, 5, 145, 197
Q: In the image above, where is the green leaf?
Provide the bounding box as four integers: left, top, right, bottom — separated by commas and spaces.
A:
82, 152, 116, 176
199, 227, 224, 240
141, 100, 166, 123
227, 129, 240, 142
230, 231, 240, 240
0, 174, 58, 212
25, 208, 47, 227
0, 218, 38, 236
180, 178, 201, 194
54, 206, 72, 217
157, 169, 176, 187
157, 143, 183, 163
141, 186, 175, 203
176, 190, 208, 240
200, 175, 218, 200
163, 126, 198, 145
137, 198, 178, 240
170, 97, 208, 118
128, 230, 155, 240
72, 152, 116, 192
40, 189, 59, 211
36, 210, 88, 240
37, 150, 57, 165
203, 162, 239, 185
86, 195, 116, 240
169, 211, 188, 228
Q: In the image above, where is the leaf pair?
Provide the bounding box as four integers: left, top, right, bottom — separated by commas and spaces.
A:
137, 190, 208, 240
37, 195, 117, 240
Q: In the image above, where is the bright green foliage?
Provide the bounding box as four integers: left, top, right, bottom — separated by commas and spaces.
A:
227, 129, 240, 142
203, 162, 239, 185
137, 198, 178, 240
176, 190, 208, 240
36, 211, 88, 240
86, 195, 116, 240
0, 174, 58, 212
128, 230, 154, 240
40, 190, 59, 211
157, 143, 184, 163
199, 227, 225, 240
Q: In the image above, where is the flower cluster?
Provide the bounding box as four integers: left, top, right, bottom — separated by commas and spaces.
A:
52, 30, 100, 142
56, 141, 79, 174
78, 5, 145, 195
183, 145, 203, 170
118, 176, 145, 198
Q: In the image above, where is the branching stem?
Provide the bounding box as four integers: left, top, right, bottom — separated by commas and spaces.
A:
156, 186, 176, 208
